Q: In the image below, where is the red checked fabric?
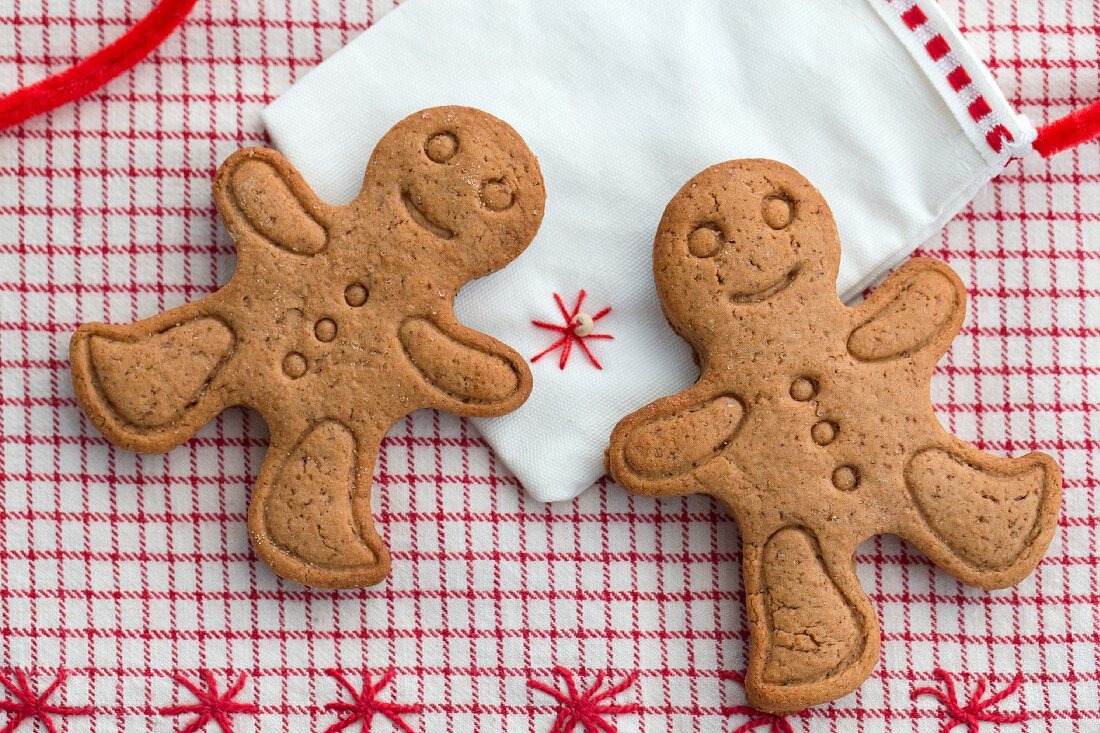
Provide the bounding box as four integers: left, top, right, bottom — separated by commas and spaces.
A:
0, 1, 1097, 731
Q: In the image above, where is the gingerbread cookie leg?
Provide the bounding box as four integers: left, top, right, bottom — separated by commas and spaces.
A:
607, 384, 745, 498
742, 525, 880, 714
70, 302, 237, 454
247, 421, 390, 589
901, 443, 1061, 589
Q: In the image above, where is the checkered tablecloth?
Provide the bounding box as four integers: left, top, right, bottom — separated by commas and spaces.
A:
0, 1, 1097, 731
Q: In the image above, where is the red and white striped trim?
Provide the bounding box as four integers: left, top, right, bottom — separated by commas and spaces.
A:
870, 0, 1033, 163
894, 2, 1014, 153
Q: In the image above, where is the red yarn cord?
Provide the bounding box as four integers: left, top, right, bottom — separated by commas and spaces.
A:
0, 0, 200, 132
1033, 99, 1100, 158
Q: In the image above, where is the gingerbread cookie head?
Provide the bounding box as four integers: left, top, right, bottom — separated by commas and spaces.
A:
609, 159, 1061, 712
71, 107, 544, 589
357, 106, 545, 278
653, 160, 840, 345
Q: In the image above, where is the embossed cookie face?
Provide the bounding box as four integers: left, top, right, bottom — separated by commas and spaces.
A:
360, 107, 545, 278
652, 161, 842, 336
684, 188, 800, 302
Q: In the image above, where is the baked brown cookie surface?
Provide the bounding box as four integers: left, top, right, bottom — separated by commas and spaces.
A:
71, 106, 544, 588
607, 160, 1061, 713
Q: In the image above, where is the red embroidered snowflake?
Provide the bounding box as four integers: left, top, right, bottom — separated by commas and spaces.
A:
322, 669, 420, 733
161, 671, 257, 733
528, 666, 639, 733
911, 668, 1027, 733
721, 671, 793, 733
0, 669, 92, 733
531, 290, 613, 369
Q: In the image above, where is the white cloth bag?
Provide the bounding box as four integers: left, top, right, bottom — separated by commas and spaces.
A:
263, 0, 1033, 502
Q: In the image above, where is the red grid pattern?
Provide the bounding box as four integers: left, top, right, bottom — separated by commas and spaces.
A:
0, 0, 1096, 731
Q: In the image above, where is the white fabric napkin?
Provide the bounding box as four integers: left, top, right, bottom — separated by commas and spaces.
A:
263, 0, 1033, 503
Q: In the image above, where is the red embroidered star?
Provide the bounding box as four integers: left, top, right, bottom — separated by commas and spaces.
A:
0, 669, 92, 733
532, 290, 613, 370
911, 668, 1027, 733
161, 671, 258, 733
527, 666, 639, 733
322, 669, 421, 733
721, 671, 793, 733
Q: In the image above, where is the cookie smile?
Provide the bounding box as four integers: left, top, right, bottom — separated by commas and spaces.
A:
401, 189, 454, 240
729, 266, 799, 303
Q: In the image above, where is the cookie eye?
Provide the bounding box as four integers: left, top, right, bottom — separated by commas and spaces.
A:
762, 193, 794, 230
425, 132, 458, 163
688, 224, 723, 258
480, 178, 515, 211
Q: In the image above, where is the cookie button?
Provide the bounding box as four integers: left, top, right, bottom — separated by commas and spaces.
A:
832, 465, 859, 491
789, 377, 817, 401
344, 283, 368, 307
811, 421, 838, 446
314, 318, 337, 342
282, 352, 307, 379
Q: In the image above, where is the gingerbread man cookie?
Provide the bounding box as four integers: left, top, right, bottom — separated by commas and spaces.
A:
607, 160, 1061, 712
71, 107, 545, 588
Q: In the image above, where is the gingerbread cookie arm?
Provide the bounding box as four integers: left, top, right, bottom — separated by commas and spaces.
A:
247, 420, 391, 588
847, 258, 966, 368
398, 314, 532, 418
70, 299, 238, 454
742, 525, 880, 713
213, 147, 336, 257
899, 440, 1061, 589
608, 384, 745, 499
71, 147, 336, 455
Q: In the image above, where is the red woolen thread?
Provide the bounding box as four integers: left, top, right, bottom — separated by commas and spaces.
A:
531, 290, 614, 370
528, 667, 639, 733
0, 0, 200, 132
161, 671, 257, 733
1033, 99, 1100, 158
911, 668, 1027, 732
322, 668, 421, 733
0, 670, 93, 733
720, 671, 794, 733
